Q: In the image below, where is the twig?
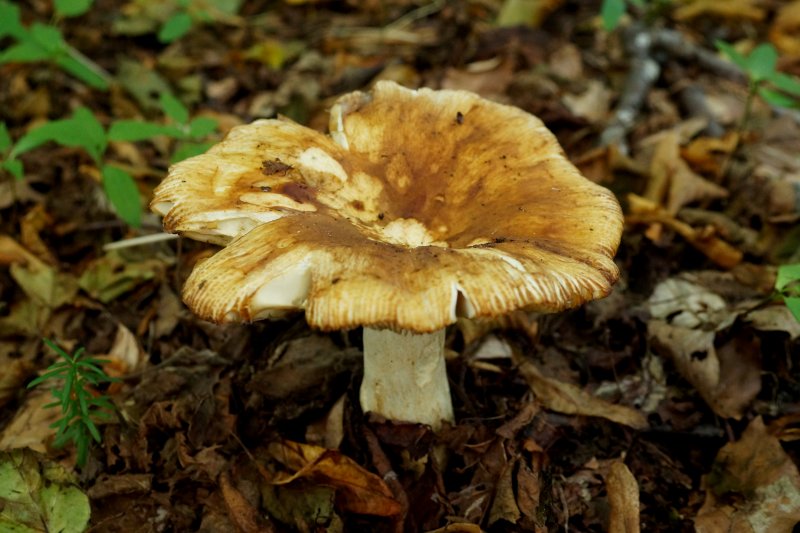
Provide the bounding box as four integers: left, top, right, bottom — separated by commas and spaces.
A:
102, 232, 178, 251
600, 23, 661, 152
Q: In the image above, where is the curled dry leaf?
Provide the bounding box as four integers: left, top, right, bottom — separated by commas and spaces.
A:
644, 130, 728, 214
606, 462, 640, 533
696, 417, 800, 533
267, 440, 402, 517
647, 278, 761, 419
627, 194, 743, 269
516, 359, 647, 429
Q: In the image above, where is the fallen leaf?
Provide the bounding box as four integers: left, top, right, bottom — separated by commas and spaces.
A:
770, 0, 800, 58
696, 417, 800, 532
78, 251, 164, 303
563, 80, 612, 124
0, 388, 60, 454
267, 440, 402, 517
261, 482, 343, 532
496, 0, 566, 27
673, 0, 766, 21
606, 462, 640, 533
647, 278, 762, 419
220, 471, 273, 533
0, 356, 33, 410
627, 194, 743, 268
488, 458, 521, 526
516, 359, 647, 429
0, 448, 90, 532
645, 130, 728, 214
681, 133, 739, 176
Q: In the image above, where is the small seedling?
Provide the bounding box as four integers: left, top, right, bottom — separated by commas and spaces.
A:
0, 0, 111, 90
108, 92, 219, 163
716, 41, 800, 120
6, 95, 218, 227
776, 264, 800, 322
0, 122, 23, 179
27, 339, 117, 467
601, 0, 643, 30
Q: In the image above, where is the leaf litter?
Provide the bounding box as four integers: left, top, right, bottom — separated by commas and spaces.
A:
1, 0, 800, 531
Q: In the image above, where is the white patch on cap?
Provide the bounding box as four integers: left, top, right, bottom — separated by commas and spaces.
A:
297, 147, 348, 182
379, 218, 447, 248
251, 262, 312, 312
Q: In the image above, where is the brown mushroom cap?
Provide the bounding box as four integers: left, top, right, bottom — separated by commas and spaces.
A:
152, 81, 623, 332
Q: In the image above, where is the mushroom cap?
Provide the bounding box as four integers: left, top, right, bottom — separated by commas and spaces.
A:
152, 81, 623, 333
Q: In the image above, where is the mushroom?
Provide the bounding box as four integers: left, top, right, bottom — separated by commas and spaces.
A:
151, 81, 623, 431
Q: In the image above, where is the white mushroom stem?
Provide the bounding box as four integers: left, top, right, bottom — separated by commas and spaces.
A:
360, 327, 454, 431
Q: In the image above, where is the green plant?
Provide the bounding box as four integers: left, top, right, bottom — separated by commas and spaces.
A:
26, 339, 117, 467
716, 42, 800, 119
4, 95, 218, 227
54, 0, 96, 18
108, 92, 219, 163
0, 122, 23, 179
776, 264, 800, 322
0, 0, 111, 90
112, 0, 243, 44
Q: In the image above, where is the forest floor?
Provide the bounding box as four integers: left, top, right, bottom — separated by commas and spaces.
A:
2, 0, 800, 532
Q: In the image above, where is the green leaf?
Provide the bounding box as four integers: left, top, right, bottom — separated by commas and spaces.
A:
768, 72, 800, 97
746, 43, 779, 83
0, 122, 11, 151
29, 23, 68, 55
1, 159, 24, 179
188, 116, 218, 138
716, 40, 749, 71
11, 107, 106, 162
158, 12, 193, 43
783, 296, 800, 323
601, 0, 626, 31
54, 0, 94, 17
108, 120, 180, 141
170, 141, 213, 163
0, 449, 91, 532
0, 0, 26, 39
758, 87, 799, 109
159, 92, 189, 124
0, 41, 51, 63
55, 55, 110, 90
776, 263, 800, 292
101, 165, 141, 227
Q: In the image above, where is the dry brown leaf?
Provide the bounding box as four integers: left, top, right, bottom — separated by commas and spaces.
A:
516, 359, 647, 429
770, 0, 800, 58
696, 417, 800, 533
220, 471, 274, 533
607, 462, 640, 533
488, 459, 521, 526
681, 133, 739, 176
627, 194, 743, 268
267, 440, 402, 517
645, 130, 728, 213
0, 356, 33, 410
441, 57, 515, 98
673, 0, 766, 21
647, 278, 762, 419
425, 524, 485, 533
0, 387, 60, 453
563, 80, 612, 124
20, 204, 57, 265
